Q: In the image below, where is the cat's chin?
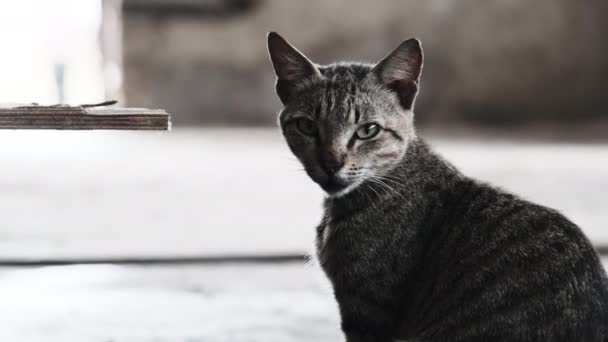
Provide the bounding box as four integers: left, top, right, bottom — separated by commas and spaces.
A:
325, 179, 364, 199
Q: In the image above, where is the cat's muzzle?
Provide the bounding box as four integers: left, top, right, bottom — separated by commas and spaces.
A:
319, 175, 349, 194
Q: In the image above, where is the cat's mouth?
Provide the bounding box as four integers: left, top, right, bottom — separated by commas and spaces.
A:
319, 176, 350, 195
306, 168, 360, 196
319, 177, 352, 196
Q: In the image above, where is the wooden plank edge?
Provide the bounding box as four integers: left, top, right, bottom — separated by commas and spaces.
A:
0, 115, 171, 130
0, 254, 308, 267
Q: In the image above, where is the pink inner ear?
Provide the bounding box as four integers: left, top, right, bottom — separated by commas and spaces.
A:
280, 53, 310, 81
382, 54, 418, 83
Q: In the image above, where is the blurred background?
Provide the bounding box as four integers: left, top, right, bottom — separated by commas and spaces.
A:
0, 0, 606, 341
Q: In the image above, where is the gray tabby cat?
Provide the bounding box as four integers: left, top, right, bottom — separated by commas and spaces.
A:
267, 32, 608, 341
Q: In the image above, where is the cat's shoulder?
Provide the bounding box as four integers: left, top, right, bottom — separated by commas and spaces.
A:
470, 181, 593, 247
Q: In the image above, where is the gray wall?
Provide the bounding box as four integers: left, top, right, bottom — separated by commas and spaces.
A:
122, 0, 608, 126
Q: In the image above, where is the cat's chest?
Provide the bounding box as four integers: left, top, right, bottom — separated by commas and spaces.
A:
317, 222, 333, 251
315, 221, 344, 270
316, 215, 395, 273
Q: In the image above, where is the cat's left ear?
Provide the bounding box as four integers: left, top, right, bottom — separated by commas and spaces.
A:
371, 38, 423, 110
267, 32, 321, 105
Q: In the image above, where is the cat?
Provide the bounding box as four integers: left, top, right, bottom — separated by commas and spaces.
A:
267, 32, 608, 341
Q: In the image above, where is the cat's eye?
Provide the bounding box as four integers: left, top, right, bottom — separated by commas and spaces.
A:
355, 123, 381, 140
295, 118, 318, 136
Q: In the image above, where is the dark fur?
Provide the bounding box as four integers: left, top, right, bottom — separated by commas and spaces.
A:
268, 32, 608, 341
319, 140, 608, 341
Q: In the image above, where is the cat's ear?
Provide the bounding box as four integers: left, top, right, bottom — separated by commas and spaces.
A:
267, 32, 321, 105
371, 38, 423, 110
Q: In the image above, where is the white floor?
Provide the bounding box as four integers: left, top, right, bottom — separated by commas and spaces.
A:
0, 128, 606, 258
0, 128, 607, 341
0, 261, 606, 342
0, 264, 341, 342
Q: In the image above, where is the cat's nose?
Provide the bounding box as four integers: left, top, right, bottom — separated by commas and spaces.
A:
325, 162, 344, 176
320, 156, 345, 176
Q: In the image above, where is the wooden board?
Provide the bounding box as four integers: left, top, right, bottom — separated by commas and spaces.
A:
0, 103, 171, 130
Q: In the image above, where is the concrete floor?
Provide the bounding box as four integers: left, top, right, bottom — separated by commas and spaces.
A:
0, 128, 606, 341
1, 261, 607, 342
0, 263, 342, 342
0, 128, 606, 259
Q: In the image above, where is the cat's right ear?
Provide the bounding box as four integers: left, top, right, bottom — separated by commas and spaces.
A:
371, 38, 424, 110
267, 32, 321, 105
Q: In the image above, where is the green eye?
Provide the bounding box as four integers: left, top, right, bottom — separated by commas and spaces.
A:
355, 123, 381, 140
295, 118, 318, 136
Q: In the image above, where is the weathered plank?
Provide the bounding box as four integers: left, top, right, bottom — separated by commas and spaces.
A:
0, 103, 171, 130
0, 254, 307, 267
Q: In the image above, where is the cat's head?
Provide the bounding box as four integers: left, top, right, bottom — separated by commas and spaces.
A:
267, 32, 423, 197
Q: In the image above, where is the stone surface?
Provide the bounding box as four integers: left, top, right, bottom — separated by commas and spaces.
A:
0, 263, 341, 342
1, 261, 606, 341
0, 128, 607, 341
0, 128, 606, 259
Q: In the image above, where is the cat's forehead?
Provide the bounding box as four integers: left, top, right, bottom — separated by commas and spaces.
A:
297, 64, 395, 121
319, 63, 372, 82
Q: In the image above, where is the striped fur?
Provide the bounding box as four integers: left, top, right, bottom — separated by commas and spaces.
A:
268, 33, 608, 342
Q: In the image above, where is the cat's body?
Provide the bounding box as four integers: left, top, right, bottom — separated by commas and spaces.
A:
267, 32, 608, 341
318, 138, 608, 341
